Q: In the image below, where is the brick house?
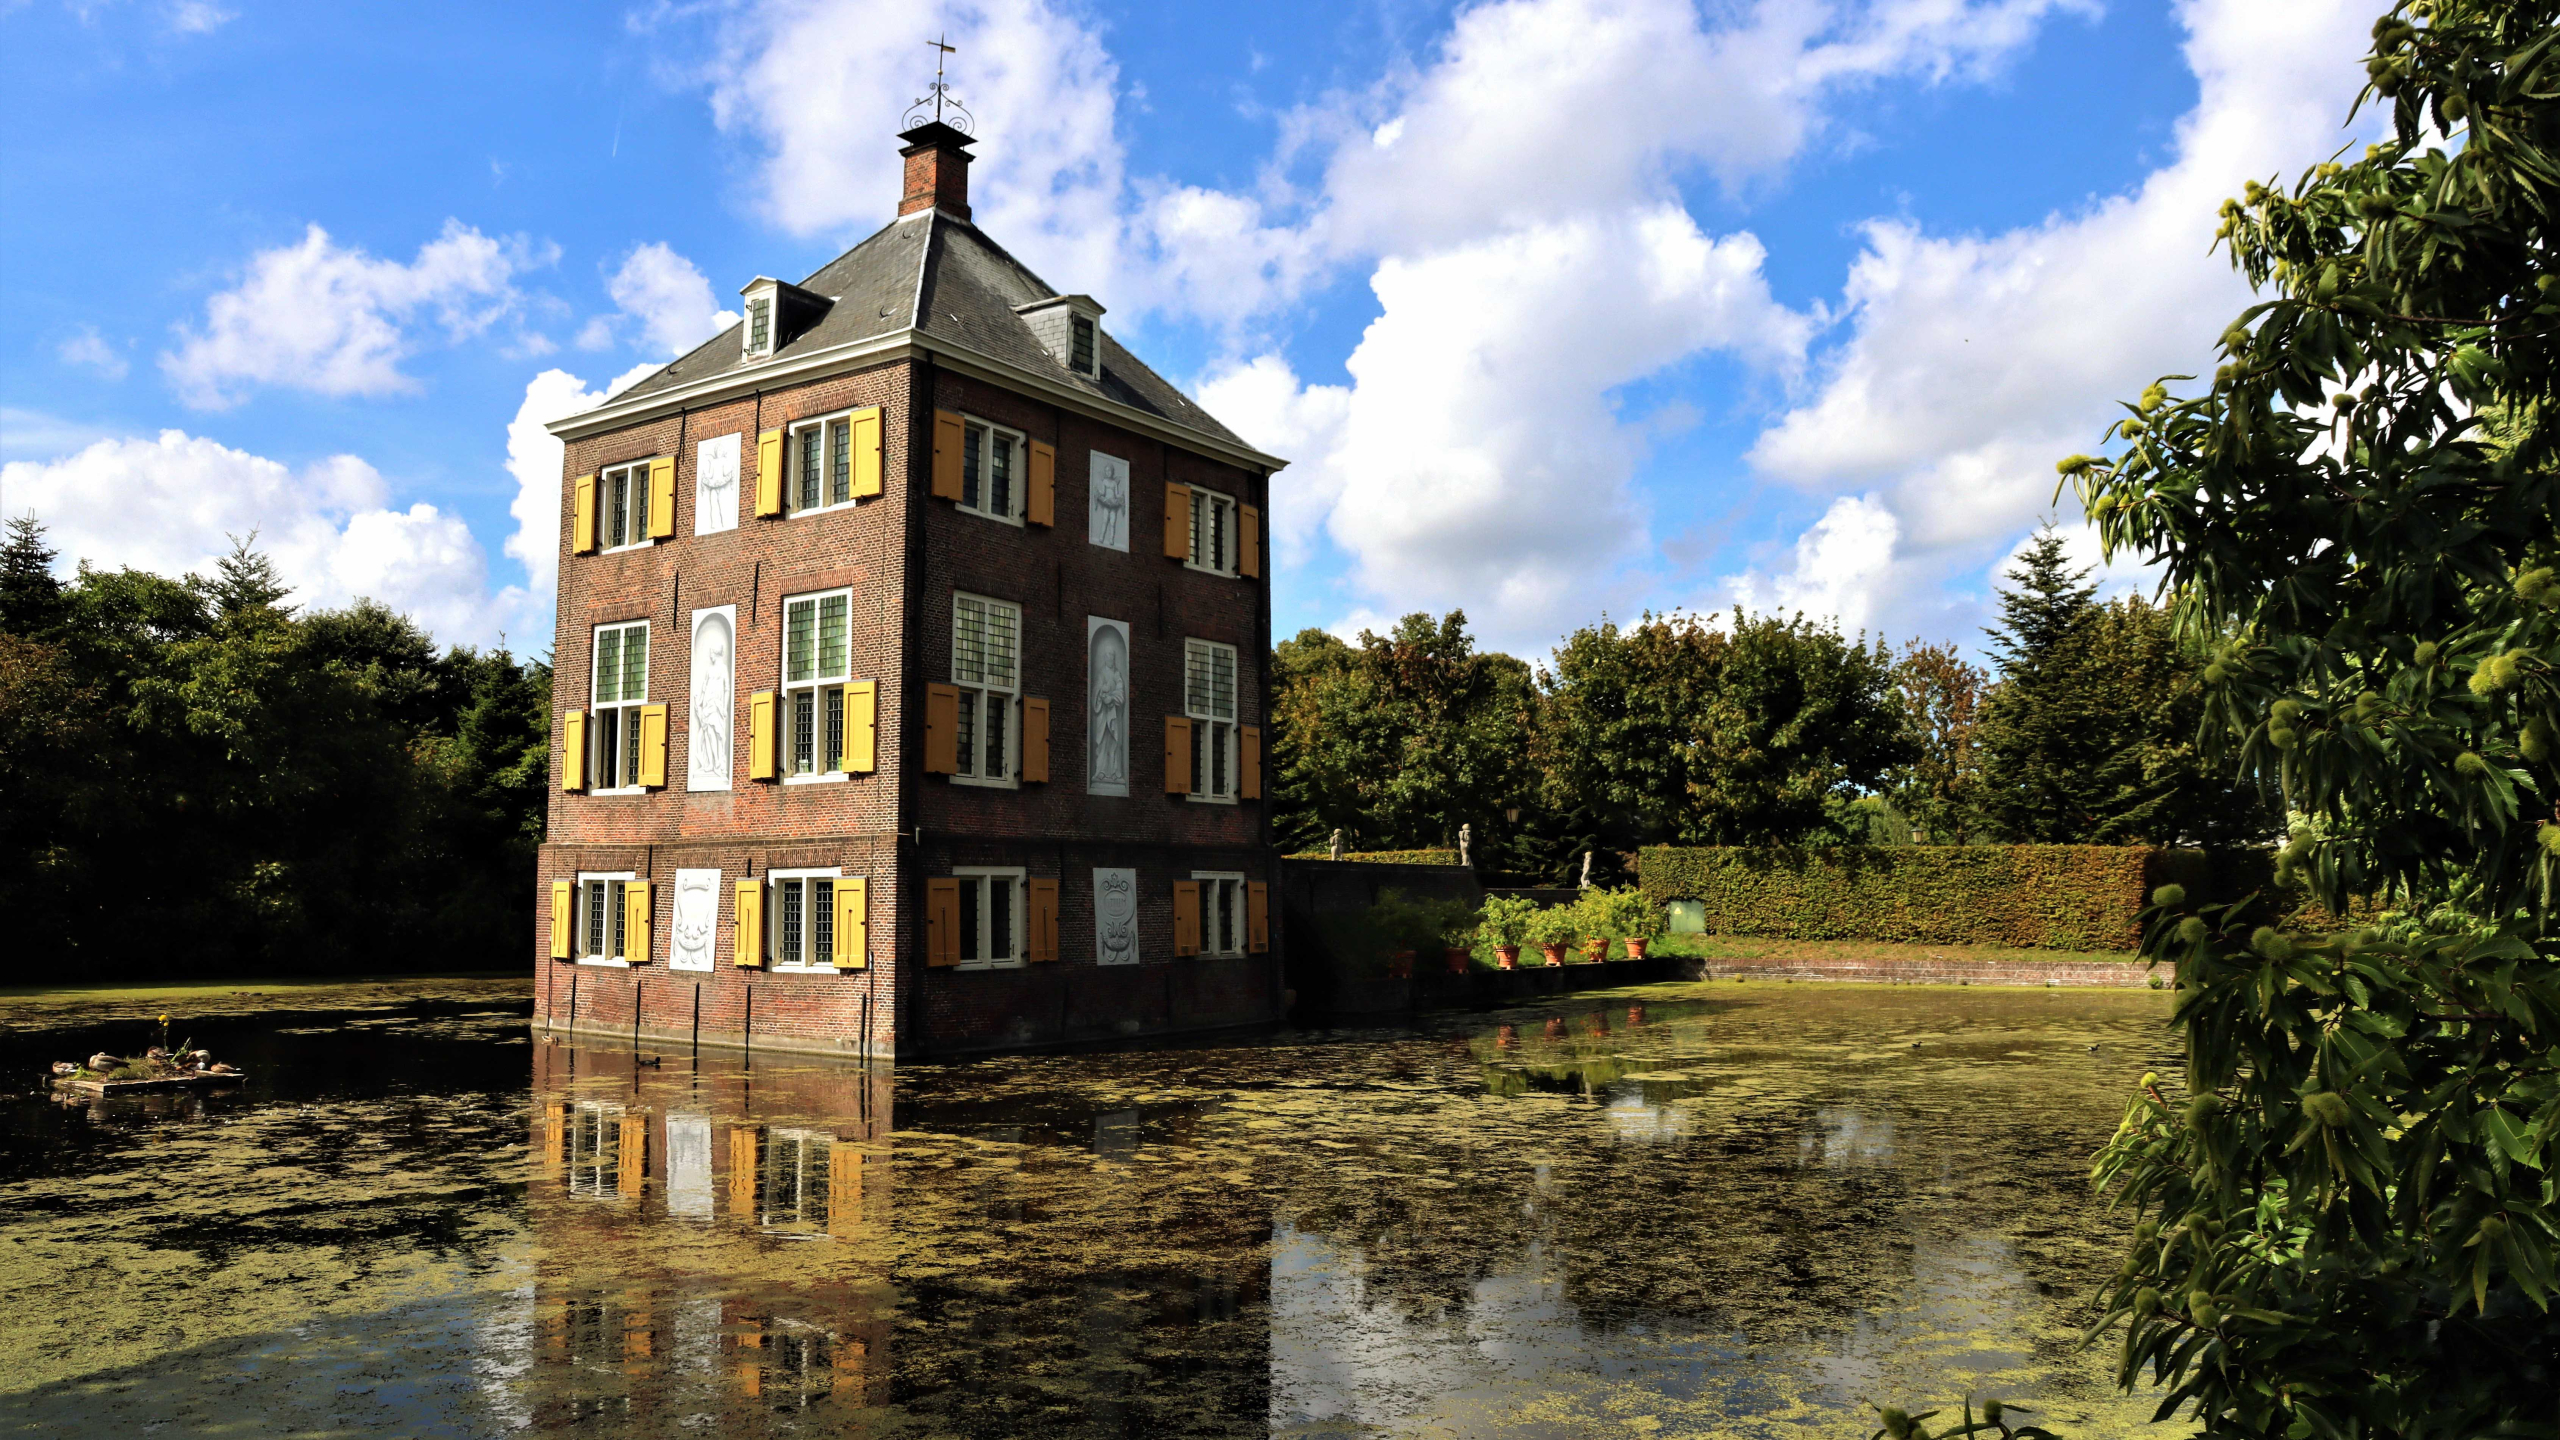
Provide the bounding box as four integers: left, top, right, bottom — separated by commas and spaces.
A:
533, 120, 1287, 1058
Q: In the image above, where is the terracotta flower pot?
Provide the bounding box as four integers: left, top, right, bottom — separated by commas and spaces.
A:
1389, 950, 1415, 979
1539, 943, 1568, 967
1623, 937, 1650, 960
1582, 938, 1608, 964
1444, 946, 1472, 975
1494, 945, 1521, 970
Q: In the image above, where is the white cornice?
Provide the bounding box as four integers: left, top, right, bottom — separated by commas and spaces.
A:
548, 328, 1287, 474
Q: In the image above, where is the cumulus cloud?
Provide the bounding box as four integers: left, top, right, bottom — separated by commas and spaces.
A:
1737, 0, 2378, 634
582, 242, 739, 356
1725, 494, 1903, 635
57, 326, 127, 380
1211, 208, 1808, 650
1, 430, 520, 645
501, 362, 662, 645
161, 219, 554, 409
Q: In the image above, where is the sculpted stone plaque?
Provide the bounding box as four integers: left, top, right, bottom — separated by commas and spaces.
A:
1088, 450, 1129, 551
670, 868, 720, 971
1093, 867, 1138, 966
1086, 616, 1129, 797
695, 433, 739, 535
688, 607, 735, 792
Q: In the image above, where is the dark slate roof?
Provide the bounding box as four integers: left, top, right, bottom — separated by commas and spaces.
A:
609, 212, 1249, 452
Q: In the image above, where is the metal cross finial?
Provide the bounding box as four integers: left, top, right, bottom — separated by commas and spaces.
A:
906, 34, 974, 134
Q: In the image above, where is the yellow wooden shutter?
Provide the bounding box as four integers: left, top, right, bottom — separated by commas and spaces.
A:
572, 474, 597, 554
1240, 503, 1261, 579
1240, 724, 1262, 800
924, 683, 959, 775
648, 457, 676, 538
931, 411, 966, 500
550, 880, 573, 959
734, 879, 764, 966
1163, 483, 1192, 559
1173, 880, 1201, 957
748, 691, 776, 780
755, 430, 784, 517
1028, 441, 1056, 526
1021, 697, 1049, 783
835, 877, 867, 970
850, 408, 884, 498
637, 703, 668, 787
1028, 879, 1059, 962
1248, 882, 1270, 953
562, 711, 587, 791
927, 878, 961, 966
1164, 716, 1192, 794
844, 681, 877, 773
625, 879, 652, 963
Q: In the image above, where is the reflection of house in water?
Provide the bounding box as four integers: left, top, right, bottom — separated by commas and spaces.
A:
523, 1041, 893, 1428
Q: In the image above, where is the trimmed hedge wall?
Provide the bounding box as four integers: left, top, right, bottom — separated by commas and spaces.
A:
1285, 849, 1462, 866
1636, 845, 2284, 952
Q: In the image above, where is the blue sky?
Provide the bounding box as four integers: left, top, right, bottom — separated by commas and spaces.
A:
2, 0, 2381, 660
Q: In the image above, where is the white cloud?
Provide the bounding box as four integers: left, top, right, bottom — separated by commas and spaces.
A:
587, 242, 739, 357
161, 219, 554, 409
1, 430, 519, 646
1, 408, 118, 463
56, 326, 127, 380
1211, 208, 1808, 652
167, 0, 231, 32
501, 363, 660, 648
1725, 494, 1903, 635
1741, 0, 2378, 632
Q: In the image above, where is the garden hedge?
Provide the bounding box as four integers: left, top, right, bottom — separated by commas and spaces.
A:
1637, 845, 2340, 952
1285, 849, 1462, 866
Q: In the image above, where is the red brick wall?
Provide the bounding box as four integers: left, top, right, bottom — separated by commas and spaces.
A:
535, 350, 1285, 1057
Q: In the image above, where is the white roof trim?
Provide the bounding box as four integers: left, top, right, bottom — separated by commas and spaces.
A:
547, 329, 1286, 473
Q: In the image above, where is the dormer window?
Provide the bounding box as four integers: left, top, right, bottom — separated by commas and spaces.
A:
747, 298, 771, 355
738, 276, 831, 363
1014, 294, 1105, 381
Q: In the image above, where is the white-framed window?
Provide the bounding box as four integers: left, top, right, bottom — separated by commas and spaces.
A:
782, 588, 852, 780
766, 867, 845, 971
787, 410, 857, 516
953, 866, 1025, 970
1184, 638, 1239, 803
952, 593, 1020, 786
576, 871, 638, 966
1187, 487, 1238, 576
959, 417, 1027, 525
599, 459, 654, 552
590, 621, 649, 792
1193, 872, 1247, 959
744, 295, 773, 358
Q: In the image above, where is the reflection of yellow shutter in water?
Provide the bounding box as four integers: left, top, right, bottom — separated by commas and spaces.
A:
561, 712, 587, 792
844, 681, 877, 773
647, 457, 676, 538
618, 1114, 647, 1196
728, 1126, 758, 1218
828, 1145, 862, 1239
624, 879, 651, 963
835, 878, 867, 970
550, 880, 572, 959
733, 879, 763, 966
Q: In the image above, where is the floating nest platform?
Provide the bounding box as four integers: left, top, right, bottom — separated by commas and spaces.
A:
51, 1071, 245, 1097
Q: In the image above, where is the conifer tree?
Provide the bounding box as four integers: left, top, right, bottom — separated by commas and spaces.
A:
1970, 527, 2114, 842
0, 515, 65, 636
204, 531, 293, 617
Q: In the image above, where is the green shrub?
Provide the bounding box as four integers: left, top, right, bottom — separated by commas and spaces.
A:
1478, 894, 1540, 948
1525, 904, 1581, 947
1593, 885, 1665, 940
1285, 848, 1461, 866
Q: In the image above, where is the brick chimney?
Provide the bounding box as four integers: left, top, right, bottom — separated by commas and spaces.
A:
898, 122, 976, 220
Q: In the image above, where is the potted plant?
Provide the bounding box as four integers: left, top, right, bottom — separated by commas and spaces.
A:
1571, 889, 1610, 962
1599, 887, 1665, 959
1528, 903, 1578, 966
1441, 919, 1478, 974
1478, 894, 1539, 970
1364, 890, 1423, 978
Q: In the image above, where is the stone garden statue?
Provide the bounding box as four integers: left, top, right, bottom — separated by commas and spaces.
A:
1580, 850, 1594, 888
1329, 829, 1344, 860
1458, 824, 1472, 868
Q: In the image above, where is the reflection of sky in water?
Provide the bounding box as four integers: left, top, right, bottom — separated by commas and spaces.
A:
0, 974, 2181, 1438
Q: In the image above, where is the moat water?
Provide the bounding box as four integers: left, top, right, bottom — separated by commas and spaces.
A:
0, 976, 2178, 1437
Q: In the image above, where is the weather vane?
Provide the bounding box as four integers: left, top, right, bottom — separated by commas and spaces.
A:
905, 33, 974, 134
